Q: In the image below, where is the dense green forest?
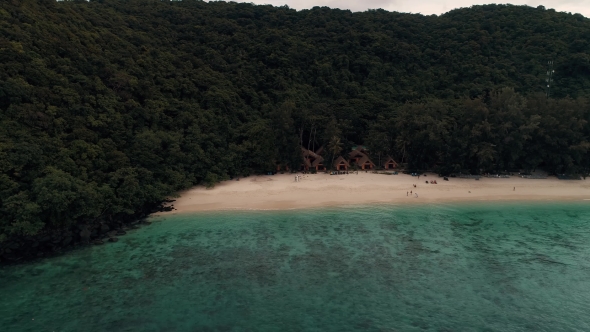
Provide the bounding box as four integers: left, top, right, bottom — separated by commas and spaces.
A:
1, 0, 590, 261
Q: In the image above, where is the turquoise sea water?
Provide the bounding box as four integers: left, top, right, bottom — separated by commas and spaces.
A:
2, 202, 590, 331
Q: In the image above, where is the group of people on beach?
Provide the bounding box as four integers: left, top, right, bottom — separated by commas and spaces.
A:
294, 175, 301, 182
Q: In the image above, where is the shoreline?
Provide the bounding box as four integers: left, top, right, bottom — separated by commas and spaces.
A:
154, 172, 590, 215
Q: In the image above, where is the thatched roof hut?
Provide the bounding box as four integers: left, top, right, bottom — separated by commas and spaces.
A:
333, 156, 350, 171
348, 148, 366, 160
311, 156, 324, 167
311, 155, 326, 170
301, 146, 326, 171
382, 156, 398, 169
356, 154, 375, 170
301, 147, 319, 159
302, 158, 311, 168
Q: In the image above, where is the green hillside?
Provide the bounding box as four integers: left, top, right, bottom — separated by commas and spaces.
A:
1, 0, 590, 261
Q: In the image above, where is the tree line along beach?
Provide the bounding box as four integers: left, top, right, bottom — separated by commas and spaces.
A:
2, 1, 590, 262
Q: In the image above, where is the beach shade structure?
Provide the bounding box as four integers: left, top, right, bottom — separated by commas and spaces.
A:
382, 156, 398, 170
347, 146, 375, 170
333, 156, 350, 171
300, 155, 312, 171
311, 155, 326, 171
301, 146, 323, 171
355, 154, 375, 170
348, 146, 369, 164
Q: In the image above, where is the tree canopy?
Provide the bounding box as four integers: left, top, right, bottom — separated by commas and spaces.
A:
1, 0, 590, 260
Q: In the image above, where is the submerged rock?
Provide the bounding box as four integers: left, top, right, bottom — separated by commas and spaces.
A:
108, 237, 119, 243
92, 240, 104, 245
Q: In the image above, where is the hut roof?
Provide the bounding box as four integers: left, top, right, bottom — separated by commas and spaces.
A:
311, 155, 325, 167
381, 156, 398, 166
348, 149, 367, 159
356, 154, 375, 166
314, 146, 324, 155
301, 147, 319, 158
333, 156, 350, 167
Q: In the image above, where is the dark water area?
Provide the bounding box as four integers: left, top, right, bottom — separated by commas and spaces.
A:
2, 202, 590, 331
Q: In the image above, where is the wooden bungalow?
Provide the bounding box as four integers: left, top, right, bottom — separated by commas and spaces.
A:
333, 156, 350, 171
301, 147, 324, 171
301, 157, 312, 171
382, 156, 398, 170
347, 146, 375, 170
311, 156, 326, 171
348, 147, 368, 164
356, 154, 375, 170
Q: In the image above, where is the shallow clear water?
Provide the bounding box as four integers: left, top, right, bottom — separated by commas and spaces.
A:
2, 202, 590, 331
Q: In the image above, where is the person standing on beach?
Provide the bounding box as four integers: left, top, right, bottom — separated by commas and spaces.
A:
513, 187, 515, 191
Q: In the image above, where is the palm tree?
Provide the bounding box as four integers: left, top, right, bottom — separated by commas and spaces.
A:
328, 136, 343, 170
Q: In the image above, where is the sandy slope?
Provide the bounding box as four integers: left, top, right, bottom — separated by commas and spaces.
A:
156, 172, 590, 214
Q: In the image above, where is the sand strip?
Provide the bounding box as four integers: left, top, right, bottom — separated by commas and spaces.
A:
156, 172, 590, 214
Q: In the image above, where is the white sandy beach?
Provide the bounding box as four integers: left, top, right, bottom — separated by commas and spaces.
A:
156, 172, 590, 214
